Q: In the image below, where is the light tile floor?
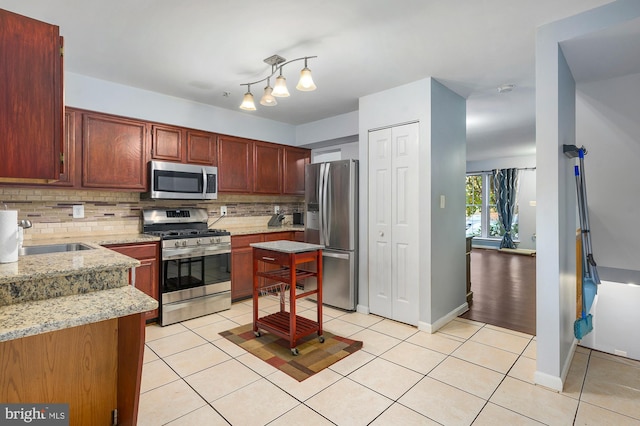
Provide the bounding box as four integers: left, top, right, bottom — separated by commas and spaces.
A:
138, 298, 640, 425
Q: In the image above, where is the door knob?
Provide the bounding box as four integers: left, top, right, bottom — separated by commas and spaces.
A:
379, 231, 384, 237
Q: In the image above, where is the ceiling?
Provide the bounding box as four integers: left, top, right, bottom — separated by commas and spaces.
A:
0, 0, 618, 161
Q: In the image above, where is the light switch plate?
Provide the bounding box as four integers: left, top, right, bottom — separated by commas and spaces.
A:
72, 205, 84, 219
274, 205, 280, 214
220, 206, 227, 216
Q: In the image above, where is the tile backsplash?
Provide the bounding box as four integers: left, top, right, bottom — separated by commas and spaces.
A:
0, 188, 303, 241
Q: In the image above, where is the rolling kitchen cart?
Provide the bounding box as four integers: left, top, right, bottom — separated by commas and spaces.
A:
250, 240, 324, 355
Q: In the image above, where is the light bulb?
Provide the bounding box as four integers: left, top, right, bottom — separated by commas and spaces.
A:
239, 91, 256, 110
272, 74, 290, 97
260, 85, 277, 106
296, 67, 316, 91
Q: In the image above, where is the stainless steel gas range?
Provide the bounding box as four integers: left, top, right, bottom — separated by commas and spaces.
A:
142, 208, 231, 326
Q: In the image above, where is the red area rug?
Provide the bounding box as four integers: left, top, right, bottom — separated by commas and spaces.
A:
220, 323, 363, 381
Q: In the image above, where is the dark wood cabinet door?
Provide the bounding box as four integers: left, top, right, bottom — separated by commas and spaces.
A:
82, 113, 148, 190
151, 125, 183, 162
50, 108, 78, 187
231, 247, 254, 301
186, 131, 217, 165
134, 258, 159, 321
283, 146, 311, 195
0, 10, 62, 181
106, 242, 159, 321
254, 141, 283, 194
218, 135, 253, 193
231, 234, 264, 301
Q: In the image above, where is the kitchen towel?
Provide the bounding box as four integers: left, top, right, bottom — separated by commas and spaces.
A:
0, 210, 19, 263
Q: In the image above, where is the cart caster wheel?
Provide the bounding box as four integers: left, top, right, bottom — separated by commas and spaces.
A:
254, 331, 261, 337
318, 336, 325, 343
291, 348, 299, 356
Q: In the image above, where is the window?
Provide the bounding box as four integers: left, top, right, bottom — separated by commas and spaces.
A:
466, 173, 518, 240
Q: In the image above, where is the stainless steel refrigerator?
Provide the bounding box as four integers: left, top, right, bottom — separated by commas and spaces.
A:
304, 159, 358, 310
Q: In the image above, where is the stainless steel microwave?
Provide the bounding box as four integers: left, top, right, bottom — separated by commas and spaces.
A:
144, 161, 218, 200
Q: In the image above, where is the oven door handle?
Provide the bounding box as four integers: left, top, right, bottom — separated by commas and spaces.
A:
162, 246, 231, 261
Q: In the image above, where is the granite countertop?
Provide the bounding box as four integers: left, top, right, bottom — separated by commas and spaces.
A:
24, 232, 160, 246
0, 285, 157, 342
250, 240, 324, 253
229, 225, 305, 236
0, 234, 158, 341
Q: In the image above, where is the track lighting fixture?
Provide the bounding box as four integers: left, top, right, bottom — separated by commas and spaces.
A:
240, 55, 317, 111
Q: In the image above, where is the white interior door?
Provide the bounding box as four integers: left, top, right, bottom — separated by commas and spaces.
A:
368, 123, 420, 325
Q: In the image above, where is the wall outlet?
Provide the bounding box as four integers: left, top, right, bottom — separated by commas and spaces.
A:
220, 206, 227, 216
72, 204, 84, 219
274, 205, 280, 214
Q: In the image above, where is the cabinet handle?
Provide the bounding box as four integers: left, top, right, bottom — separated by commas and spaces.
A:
379, 231, 384, 237
262, 256, 276, 261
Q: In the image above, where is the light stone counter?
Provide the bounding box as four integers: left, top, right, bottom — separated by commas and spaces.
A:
0, 285, 157, 342
0, 243, 139, 306
0, 237, 158, 342
25, 232, 160, 246
250, 240, 324, 253
228, 224, 305, 236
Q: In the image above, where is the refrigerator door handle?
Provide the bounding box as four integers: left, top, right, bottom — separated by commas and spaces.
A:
318, 163, 325, 245
323, 251, 350, 260
322, 163, 331, 244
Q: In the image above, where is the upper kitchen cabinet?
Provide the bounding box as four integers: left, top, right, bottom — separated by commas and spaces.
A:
283, 146, 311, 195
186, 130, 217, 166
150, 124, 184, 163
150, 124, 217, 166
82, 112, 148, 191
253, 141, 283, 194
0, 10, 63, 182
217, 135, 253, 193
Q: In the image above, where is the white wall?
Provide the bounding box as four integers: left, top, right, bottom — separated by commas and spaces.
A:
296, 111, 358, 146
534, 0, 640, 391
576, 72, 640, 271
311, 142, 359, 163
66, 72, 296, 145
466, 155, 537, 250
574, 72, 640, 361
429, 79, 468, 322
358, 77, 467, 329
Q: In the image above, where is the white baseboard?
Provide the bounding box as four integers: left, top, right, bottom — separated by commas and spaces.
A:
418, 302, 469, 334
533, 340, 577, 392
356, 304, 369, 315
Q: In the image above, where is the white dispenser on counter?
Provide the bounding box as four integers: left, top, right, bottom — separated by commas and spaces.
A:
0, 210, 19, 263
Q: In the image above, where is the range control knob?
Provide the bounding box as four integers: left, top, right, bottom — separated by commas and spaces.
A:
174, 240, 181, 248
181, 240, 188, 247
196, 238, 202, 245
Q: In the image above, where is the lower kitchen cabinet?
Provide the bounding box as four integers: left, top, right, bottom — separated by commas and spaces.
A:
231, 234, 262, 301
106, 242, 159, 321
231, 231, 295, 301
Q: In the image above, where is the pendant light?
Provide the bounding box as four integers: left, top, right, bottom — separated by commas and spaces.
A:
296, 57, 316, 91
239, 84, 256, 111
239, 55, 317, 111
272, 68, 290, 98
260, 78, 277, 106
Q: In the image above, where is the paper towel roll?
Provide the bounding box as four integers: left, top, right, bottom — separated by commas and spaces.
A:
0, 210, 19, 263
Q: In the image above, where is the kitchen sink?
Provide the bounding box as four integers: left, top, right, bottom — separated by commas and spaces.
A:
19, 243, 95, 256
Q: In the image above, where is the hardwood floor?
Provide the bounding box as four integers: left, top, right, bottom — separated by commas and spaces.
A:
460, 248, 536, 336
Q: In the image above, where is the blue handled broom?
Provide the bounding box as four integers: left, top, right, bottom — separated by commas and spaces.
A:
570, 147, 599, 339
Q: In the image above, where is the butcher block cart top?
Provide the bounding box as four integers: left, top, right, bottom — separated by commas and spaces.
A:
250, 240, 324, 355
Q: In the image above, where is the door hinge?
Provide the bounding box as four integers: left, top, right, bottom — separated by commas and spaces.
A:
111, 408, 117, 426
60, 45, 64, 56
59, 153, 64, 164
